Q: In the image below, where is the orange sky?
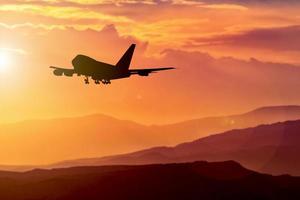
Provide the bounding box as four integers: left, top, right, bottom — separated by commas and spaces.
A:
1, 0, 300, 124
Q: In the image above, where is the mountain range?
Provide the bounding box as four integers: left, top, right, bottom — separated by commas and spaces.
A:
0, 161, 299, 200
1, 105, 300, 165
51, 119, 300, 176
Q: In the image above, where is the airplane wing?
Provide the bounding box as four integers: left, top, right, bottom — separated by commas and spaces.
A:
129, 67, 175, 76
50, 66, 75, 77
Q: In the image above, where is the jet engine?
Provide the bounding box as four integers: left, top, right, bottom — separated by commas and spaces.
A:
63, 71, 74, 77
138, 71, 149, 76
53, 69, 63, 76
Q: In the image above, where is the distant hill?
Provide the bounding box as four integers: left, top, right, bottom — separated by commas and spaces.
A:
52, 120, 300, 176
151, 105, 300, 144
1, 105, 300, 165
0, 161, 299, 200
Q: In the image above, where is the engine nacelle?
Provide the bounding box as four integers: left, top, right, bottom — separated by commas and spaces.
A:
138, 71, 149, 76
63, 71, 74, 77
53, 69, 63, 76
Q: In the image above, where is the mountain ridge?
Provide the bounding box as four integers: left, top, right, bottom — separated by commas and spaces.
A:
1, 105, 300, 167
50, 120, 300, 176
0, 161, 299, 200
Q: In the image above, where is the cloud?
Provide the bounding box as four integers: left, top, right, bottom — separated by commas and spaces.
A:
199, 4, 248, 10
1, 0, 299, 55
2, 0, 300, 123
0, 47, 28, 55
198, 0, 300, 6
170, 0, 204, 6
2, 22, 300, 124
0, 0, 157, 7
0, 4, 133, 22
0, 22, 148, 68
112, 46, 300, 123
187, 25, 300, 52
1, 0, 299, 11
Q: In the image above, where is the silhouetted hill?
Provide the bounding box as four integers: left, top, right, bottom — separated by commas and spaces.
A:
53, 120, 300, 176
152, 105, 300, 143
0, 161, 299, 200
1, 105, 300, 165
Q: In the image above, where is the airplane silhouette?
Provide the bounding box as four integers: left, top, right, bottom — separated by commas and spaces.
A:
50, 44, 174, 85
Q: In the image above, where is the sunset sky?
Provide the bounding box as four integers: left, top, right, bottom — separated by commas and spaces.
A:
1, 0, 300, 124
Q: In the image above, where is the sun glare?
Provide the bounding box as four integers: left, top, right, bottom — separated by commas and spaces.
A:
0, 51, 11, 72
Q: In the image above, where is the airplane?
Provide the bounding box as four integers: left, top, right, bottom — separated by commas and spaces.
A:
50, 44, 175, 85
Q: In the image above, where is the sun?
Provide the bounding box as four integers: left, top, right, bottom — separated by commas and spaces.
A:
0, 51, 11, 72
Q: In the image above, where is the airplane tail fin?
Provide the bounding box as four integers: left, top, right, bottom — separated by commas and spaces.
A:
116, 44, 135, 71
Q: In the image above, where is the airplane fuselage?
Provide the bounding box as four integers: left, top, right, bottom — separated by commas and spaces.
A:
72, 55, 131, 81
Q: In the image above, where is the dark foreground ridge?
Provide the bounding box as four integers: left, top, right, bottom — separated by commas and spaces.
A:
0, 161, 299, 200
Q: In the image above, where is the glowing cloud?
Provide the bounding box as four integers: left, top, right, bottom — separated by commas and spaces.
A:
0, 4, 133, 23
